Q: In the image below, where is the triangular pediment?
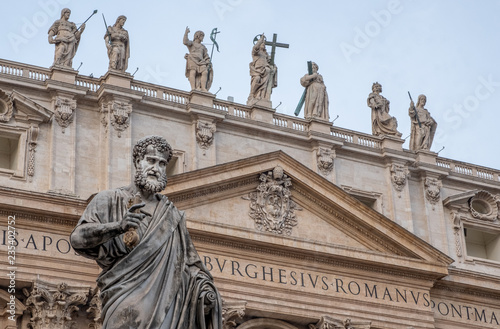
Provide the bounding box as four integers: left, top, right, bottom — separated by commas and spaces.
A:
10, 89, 53, 124
164, 151, 452, 279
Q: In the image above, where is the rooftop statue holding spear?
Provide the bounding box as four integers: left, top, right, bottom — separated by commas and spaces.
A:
48, 8, 97, 68
103, 14, 130, 72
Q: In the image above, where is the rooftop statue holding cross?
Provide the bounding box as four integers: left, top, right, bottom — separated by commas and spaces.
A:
247, 33, 289, 107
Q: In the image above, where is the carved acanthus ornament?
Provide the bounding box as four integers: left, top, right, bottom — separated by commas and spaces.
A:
101, 100, 132, 137
222, 300, 246, 329
390, 163, 409, 192
23, 281, 88, 329
0, 90, 14, 122
309, 315, 371, 329
87, 287, 102, 329
317, 147, 335, 175
196, 120, 216, 149
54, 96, 76, 132
424, 177, 441, 205
243, 166, 301, 235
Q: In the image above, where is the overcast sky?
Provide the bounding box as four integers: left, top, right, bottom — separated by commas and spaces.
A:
2, 0, 500, 170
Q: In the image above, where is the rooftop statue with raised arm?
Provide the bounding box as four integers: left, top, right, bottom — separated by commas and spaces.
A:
48, 8, 85, 68
184, 27, 212, 92
70, 135, 222, 329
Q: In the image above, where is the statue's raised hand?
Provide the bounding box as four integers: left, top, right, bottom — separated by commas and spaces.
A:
120, 203, 145, 232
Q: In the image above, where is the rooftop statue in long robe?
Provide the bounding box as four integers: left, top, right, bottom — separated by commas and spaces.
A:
367, 82, 402, 137
70, 136, 222, 329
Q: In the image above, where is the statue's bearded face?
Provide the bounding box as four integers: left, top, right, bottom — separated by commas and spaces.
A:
134, 145, 168, 193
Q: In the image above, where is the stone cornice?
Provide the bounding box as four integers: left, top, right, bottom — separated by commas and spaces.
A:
0, 186, 88, 224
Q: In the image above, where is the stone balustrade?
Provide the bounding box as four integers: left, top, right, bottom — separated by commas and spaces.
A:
1, 58, 499, 185
437, 157, 499, 182
0, 59, 50, 81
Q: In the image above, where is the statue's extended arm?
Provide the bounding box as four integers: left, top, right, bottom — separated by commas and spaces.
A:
183, 27, 192, 46
71, 203, 145, 249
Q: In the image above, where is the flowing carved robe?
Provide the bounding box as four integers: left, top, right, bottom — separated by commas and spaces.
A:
248, 47, 277, 103
367, 92, 401, 136
106, 26, 130, 72
300, 73, 329, 120
48, 19, 82, 67
409, 106, 437, 151
71, 185, 222, 329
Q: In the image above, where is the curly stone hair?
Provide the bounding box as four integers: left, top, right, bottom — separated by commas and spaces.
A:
132, 136, 173, 167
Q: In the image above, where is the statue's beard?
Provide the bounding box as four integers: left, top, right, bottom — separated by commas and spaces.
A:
134, 167, 167, 193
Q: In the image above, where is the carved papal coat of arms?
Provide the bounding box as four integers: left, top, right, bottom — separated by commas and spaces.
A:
243, 166, 301, 235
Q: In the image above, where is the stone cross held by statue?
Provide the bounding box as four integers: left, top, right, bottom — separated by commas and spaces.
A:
265, 33, 289, 66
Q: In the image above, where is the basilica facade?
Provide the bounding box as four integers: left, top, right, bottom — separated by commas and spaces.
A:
0, 56, 499, 329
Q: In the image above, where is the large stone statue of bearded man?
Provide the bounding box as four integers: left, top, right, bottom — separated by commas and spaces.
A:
70, 136, 222, 329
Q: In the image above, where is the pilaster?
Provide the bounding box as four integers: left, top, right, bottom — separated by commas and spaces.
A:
98, 96, 133, 190
48, 92, 77, 195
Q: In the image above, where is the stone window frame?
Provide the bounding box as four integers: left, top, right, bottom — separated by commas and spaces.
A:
0, 90, 52, 181
0, 127, 27, 178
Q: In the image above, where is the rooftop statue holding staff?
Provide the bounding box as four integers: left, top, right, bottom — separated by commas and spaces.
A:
184, 27, 212, 92
70, 135, 222, 329
104, 15, 130, 72
48, 8, 96, 68
367, 82, 401, 137
408, 93, 437, 151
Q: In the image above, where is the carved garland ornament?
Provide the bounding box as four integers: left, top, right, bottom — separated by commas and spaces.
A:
196, 120, 216, 149
390, 163, 409, 192
317, 147, 335, 175
243, 166, 301, 235
54, 96, 76, 133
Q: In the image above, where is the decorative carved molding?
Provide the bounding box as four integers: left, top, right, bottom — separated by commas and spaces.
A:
87, 287, 102, 329
468, 190, 499, 221
293, 185, 408, 257
222, 299, 246, 329
0, 90, 14, 122
196, 120, 216, 149
243, 166, 302, 235
316, 147, 335, 175
27, 126, 39, 179
390, 163, 409, 192
309, 315, 371, 329
424, 177, 441, 205
23, 280, 88, 329
54, 96, 76, 133
101, 100, 132, 137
